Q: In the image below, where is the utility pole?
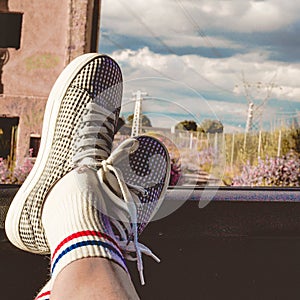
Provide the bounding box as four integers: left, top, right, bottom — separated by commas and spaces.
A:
245, 102, 254, 133
131, 90, 147, 137
236, 73, 280, 133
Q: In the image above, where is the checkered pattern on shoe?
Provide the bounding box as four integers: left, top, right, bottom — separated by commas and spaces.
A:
90, 135, 170, 284
18, 55, 122, 253
117, 135, 170, 233
105, 135, 170, 284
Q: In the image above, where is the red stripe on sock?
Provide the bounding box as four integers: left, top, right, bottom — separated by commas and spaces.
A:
35, 291, 50, 300
51, 230, 120, 260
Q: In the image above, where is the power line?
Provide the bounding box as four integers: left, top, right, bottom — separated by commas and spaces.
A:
175, 0, 223, 59
238, 71, 281, 132
101, 32, 127, 51
116, 0, 235, 95
117, 0, 178, 55
101, 33, 174, 79
101, 31, 222, 124
175, 0, 243, 85
102, 32, 226, 97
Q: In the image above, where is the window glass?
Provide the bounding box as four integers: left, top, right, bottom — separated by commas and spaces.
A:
29, 135, 41, 158
0, 117, 19, 162
100, 1, 300, 187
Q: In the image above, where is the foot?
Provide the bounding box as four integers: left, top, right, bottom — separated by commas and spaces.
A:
42, 135, 170, 285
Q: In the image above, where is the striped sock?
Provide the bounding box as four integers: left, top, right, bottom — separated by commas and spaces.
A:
41, 167, 127, 282
34, 281, 51, 300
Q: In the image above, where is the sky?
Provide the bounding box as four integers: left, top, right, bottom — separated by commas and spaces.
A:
98, 0, 300, 132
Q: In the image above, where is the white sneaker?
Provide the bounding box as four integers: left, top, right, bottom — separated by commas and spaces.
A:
5, 53, 123, 253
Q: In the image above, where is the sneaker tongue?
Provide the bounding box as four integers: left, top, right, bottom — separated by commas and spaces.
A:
103, 170, 123, 198
101, 138, 138, 196
104, 170, 142, 206
105, 137, 158, 202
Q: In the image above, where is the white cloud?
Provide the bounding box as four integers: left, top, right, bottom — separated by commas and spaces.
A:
195, 0, 294, 32
110, 46, 300, 130
113, 47, 300, 101
100, 1, 300, 130
163, 33, 243, 49
101, 0, 300, 44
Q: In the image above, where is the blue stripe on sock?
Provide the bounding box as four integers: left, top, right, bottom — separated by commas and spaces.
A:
51, 240, 126, 274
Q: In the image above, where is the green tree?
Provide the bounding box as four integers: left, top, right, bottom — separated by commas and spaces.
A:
175, 120, 197, 131
200, 119, 223, 133
127, 114, 152, 127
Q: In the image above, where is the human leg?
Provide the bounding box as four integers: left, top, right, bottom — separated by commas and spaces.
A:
5, 53, 170, 299
50, 258, 138, 299
5, 53, 125, 299
40, 165, 140, 300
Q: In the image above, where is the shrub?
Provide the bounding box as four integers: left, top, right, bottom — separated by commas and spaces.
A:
232, 151, 300, 187
0, 151, 34, 184
0, 158, 12, 184
169, 158, 181, 186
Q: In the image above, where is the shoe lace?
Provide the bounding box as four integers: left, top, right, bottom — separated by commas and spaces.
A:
73, 110, 159, 285
97, 138, 160, 285
72, 102, 116, 166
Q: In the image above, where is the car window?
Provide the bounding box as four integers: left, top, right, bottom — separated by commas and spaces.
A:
99, 0, 300, 188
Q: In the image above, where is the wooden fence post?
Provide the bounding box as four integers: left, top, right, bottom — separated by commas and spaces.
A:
231, 133, 235, 170
258, 130, 262, 158
277, 130, 282, 157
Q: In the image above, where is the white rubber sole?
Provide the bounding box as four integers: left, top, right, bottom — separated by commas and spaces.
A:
5, 53, 103, 252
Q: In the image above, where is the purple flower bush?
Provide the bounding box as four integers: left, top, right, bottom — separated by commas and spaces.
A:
0, 158, 12, 183
0, 150, 34, 184
169, 158, 181, 186
232, 151, 300, 187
